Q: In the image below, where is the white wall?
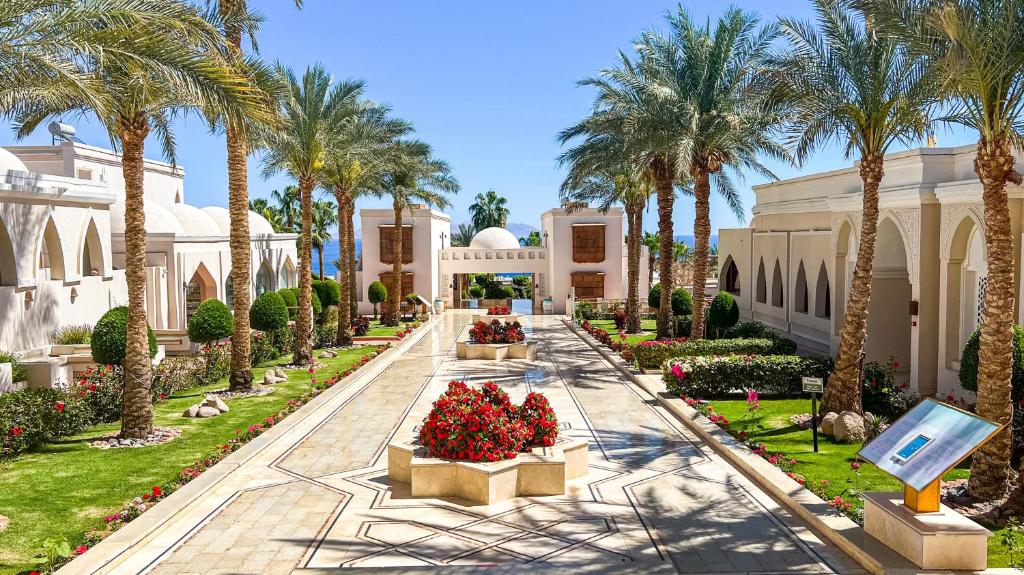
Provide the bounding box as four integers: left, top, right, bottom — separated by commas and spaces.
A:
541, 207, 626, 313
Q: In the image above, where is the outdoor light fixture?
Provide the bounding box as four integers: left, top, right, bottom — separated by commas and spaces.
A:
909, 300, 919, 316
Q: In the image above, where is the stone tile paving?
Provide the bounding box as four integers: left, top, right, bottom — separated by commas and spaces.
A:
108, 312, 864, 575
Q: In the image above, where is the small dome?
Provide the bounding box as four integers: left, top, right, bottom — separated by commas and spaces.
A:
168, 203, 221, 236
110, 201, 185, 235
469, 227, 521, 250
200, 206, 231, 234
0, 148, 29, 173
249, 211, 275, 235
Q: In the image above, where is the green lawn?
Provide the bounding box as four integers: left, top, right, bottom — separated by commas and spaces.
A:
710, 398, 1015, 568
0, 348, 374, 575
586, 319, 658, 345
359, 317, 419, 338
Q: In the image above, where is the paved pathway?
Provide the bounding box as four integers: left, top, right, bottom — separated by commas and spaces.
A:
107, 312, 864, 574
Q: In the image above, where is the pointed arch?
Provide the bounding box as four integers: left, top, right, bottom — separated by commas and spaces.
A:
815, 262, 830, 318
186, 263, 217, 322
0, 217, 15, 286
278, 255, 296, 289
225, 269, 234, 308
755, 257, 767, 303
720, 255, 740, 295
256, 260, 274, 295
38, 215, 66, 281
81, 216, 104, 277
771, 259, 784, 308
794, 260, 808, 313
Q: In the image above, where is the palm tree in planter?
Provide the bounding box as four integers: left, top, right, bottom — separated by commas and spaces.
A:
379, 140, 459, 326
469, 190, 510, 230
645, 6, 786, 340
864, 0, 1024, 506
261, 64, 366, 365
13, 2, 273, 439
774, 0, 933, 415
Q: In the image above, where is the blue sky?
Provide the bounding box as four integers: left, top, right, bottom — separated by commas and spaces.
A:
0, 0, 979, 235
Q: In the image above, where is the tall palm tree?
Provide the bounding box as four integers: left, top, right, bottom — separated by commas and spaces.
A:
311, 199, 336, 280
12, 1, 272, 439
775, 0, 933, 415
646, 7, 785, 340
261, 64, 365, 365
864, 0, 1024, 505
643, 231, 660, 287
270, 185, 300, 232
451, 223, 476, 247
468, 190, 510, 230
379, 141, 459, 326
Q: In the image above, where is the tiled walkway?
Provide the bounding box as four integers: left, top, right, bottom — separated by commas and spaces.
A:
104, 312, 865, 574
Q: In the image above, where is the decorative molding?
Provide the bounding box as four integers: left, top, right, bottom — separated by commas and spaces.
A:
882, 208, 920, 284
939, 205, 985, 260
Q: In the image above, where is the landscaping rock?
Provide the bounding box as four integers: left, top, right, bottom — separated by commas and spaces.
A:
820, 412, 839, 436
274, 367, 287, 379
196, 406, 220, 418
320, 349, 337, 358
183, 404, 200, 418
263, 371, 284, 385
89, 427, 180, 449
833, 411, 866, 443
204, 394, 229, 413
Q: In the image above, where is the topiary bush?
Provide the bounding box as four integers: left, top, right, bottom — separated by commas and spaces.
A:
311, 289, 322, 317
312, 279, 341, 308
671, 288, 693, 317
0, 350, 27, 383
277, 287, 299, 319
368, 280, 387, 318
91, 306, 157, 366
648, 283, 663, 309
250, 292, 289, 332
187, 299, 234, 344
663, 355, 833, 398
468, 285, 484, 298
706, 291, 739, 338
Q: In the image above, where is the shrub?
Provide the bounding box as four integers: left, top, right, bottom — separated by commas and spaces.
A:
630, 338, 783, 370
519, 392, 559, 447
249, 331, 280, 366
675, 316, 692, 338
250, 292, 289, 332
91, 307, 157, 366
277, 287, 299, 319
468, 285, 484, 298
663, 355, 833, 398
187, 299, 234, 344
151, 355, 205, 400
469, 320, 525, 344
312, 279, 341, 308
271, 326, 294, 355
51, 324, 93, 345
0, 350, 27, 383
351, 316, 370, 337
311, 289, 322, 317
368, 281, 388, 316
313, 322, 336, 349
671, 288, 693, 317
723, 321, 797, 354
488, 306, 510, 315
575, 301, 599, 321
706, 292, 739, 338
959, 325, 1024, 400
75, 365, 123, 423
862, 360, 919, 419
1, 388, 91, 457
648, 283, 663, 309
613, 308, 626, 330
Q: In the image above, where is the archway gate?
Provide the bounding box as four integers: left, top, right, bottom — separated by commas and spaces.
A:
439, 246, 550, 313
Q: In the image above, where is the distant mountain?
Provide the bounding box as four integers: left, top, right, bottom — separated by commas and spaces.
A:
506, 222, 538, 240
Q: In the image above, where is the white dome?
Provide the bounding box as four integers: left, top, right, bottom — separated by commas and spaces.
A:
200, 206, 231, 234
0, 148, 29, 173
110, 201, 185, 235
248, 211, 275, 235
469, 227, 521, 250
168, 203, 221, 236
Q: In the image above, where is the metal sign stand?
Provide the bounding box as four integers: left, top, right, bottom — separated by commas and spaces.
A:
801, 377, 824, 453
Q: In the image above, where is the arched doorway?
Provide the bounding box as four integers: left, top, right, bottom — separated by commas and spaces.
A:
720, 256, 740, 295
755, 258, 767, 303
771, 259, 784, 308
256, 261, 274, 295
794, 260, 808, 313
0, 218, 15, 286
944, 215, 986, 368
185, 263, 216, 323
38, 216, 65, 281
81, 218, 104, 277
865, 218, 912, 372
815, 262, 831, 319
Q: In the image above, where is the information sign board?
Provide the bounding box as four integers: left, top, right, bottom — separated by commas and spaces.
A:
858, 399, 1002, 492
802, 377, 824, 393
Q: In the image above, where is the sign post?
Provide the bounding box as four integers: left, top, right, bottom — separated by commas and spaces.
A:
801, 377, 824, 453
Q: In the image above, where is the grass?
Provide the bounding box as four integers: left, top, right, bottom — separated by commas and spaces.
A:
710, 398, 1015, 568
586, 319, 658, 345
0, 348, 375, 575
359, 317, 418, 338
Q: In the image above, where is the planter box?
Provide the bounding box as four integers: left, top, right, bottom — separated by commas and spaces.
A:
469, 313, 524, 325
49, 344, 92, 356
388, 438, 588, 505
480, 298, 512, 308
456, 341, 536, 361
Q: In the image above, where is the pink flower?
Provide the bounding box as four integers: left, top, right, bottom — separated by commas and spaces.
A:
851, 461, 861, 471
670, 364, 685, 379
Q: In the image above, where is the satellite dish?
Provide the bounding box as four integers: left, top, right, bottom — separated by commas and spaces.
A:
48, 122, 83, 144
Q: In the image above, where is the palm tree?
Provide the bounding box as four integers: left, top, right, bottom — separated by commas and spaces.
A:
379, 141, 459, 326
864, 0, 1024, 506
520, 231, 543, 247
468, 190, 509, 230
11, 1, 272, 439
774, 0, 933, 415
261, 64, 365, 365
311, 199, 336, 280
270, 185, 300, 231
451, 223, 476, 247
643, 231, 660, 287
673, 241, 691, 265
646, 7, 785, 340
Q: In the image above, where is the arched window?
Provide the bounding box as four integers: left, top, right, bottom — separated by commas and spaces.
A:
815, 262, 831, 318
225, 271, 233, 308
771, 260, 784, 308
0, 218, 16, 286
256, 261, 274, 295
755, 258, 767, 303
186, 263, 216, 323
81, 218, 104, 277
722, 257, 740, 295
794, 260, 808, 313
39, 216, 65, 281
278, 257, 296, 289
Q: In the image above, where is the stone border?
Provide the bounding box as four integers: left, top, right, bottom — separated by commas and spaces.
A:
58, 314, 444, 575
455, 340, 536, 360
560, 319, 1023, 575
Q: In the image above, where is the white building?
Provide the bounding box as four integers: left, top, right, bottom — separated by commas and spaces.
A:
718, 143, 1024, 400
354, 206, 647, 315
0, 141, 297, 390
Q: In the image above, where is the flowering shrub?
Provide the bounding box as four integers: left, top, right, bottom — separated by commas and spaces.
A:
862, 358, 919, 419
1, 388, 91, 458
487, 306, 510, 315
351, 316, 370, 336
629, 337, 784, 370
76, 365, 124, 423
419, 381, 558, 462
250, 330, 280, 366
664, 354, 832, 397
613, 308, 626, 330
468, 320, 525, 344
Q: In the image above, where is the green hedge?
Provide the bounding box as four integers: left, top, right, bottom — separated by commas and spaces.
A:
648, 284, 692, 317
1, 388, 92, 458
312, 279, 341, 308
250, 292, 289, 332
724, 321, 797, 354
959, 325, 1024, 400
91, 306, 157, 365
630, 337, 786, 370
187, 298, 234, 344
707, 292, 739, 337
663, 355, 833, 398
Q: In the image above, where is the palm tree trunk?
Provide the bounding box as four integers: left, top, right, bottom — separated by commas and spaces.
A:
968, 137, 1017, 501
317, 246, 324, 280
653, 160, 675, 339
293, 177, 315, 365
346, 196, 357, 321
690, 171, 712, 340
383, 199, 403, 326
335, 188, 352, 346
649, 254, 655, 290
822, 154, 884, 415
625, 206, 642, 333
118, 121, 154, 439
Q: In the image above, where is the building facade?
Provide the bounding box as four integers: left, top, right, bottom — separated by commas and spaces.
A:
718, 144, 1022, 400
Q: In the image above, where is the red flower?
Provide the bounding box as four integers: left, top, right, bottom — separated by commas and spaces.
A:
75, 545, 88, 555
152, 485, 162, 497
851, 461, 861, 471
9, 427, 22, 437
55, 401, 65, 412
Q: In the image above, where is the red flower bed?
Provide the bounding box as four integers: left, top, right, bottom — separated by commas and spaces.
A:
468, 320, 524, 344
419, 381, 558, 462
487, 305, 510, 315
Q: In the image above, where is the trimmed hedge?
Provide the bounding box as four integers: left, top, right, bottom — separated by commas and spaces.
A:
647, 284, 693, 317
707, 291, 739, 337
277, 287, 298, 309
664, 355, 833, 398
630, 337, 785, 370
312, 279, 341, 308
91, 306, 157, 365
959, 325, 1024, 400
1, 388, 92, 458
724, 321, 797, 354
187, 298, 234, 344
250, 292, 289, 332
368, 280, 387, 307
